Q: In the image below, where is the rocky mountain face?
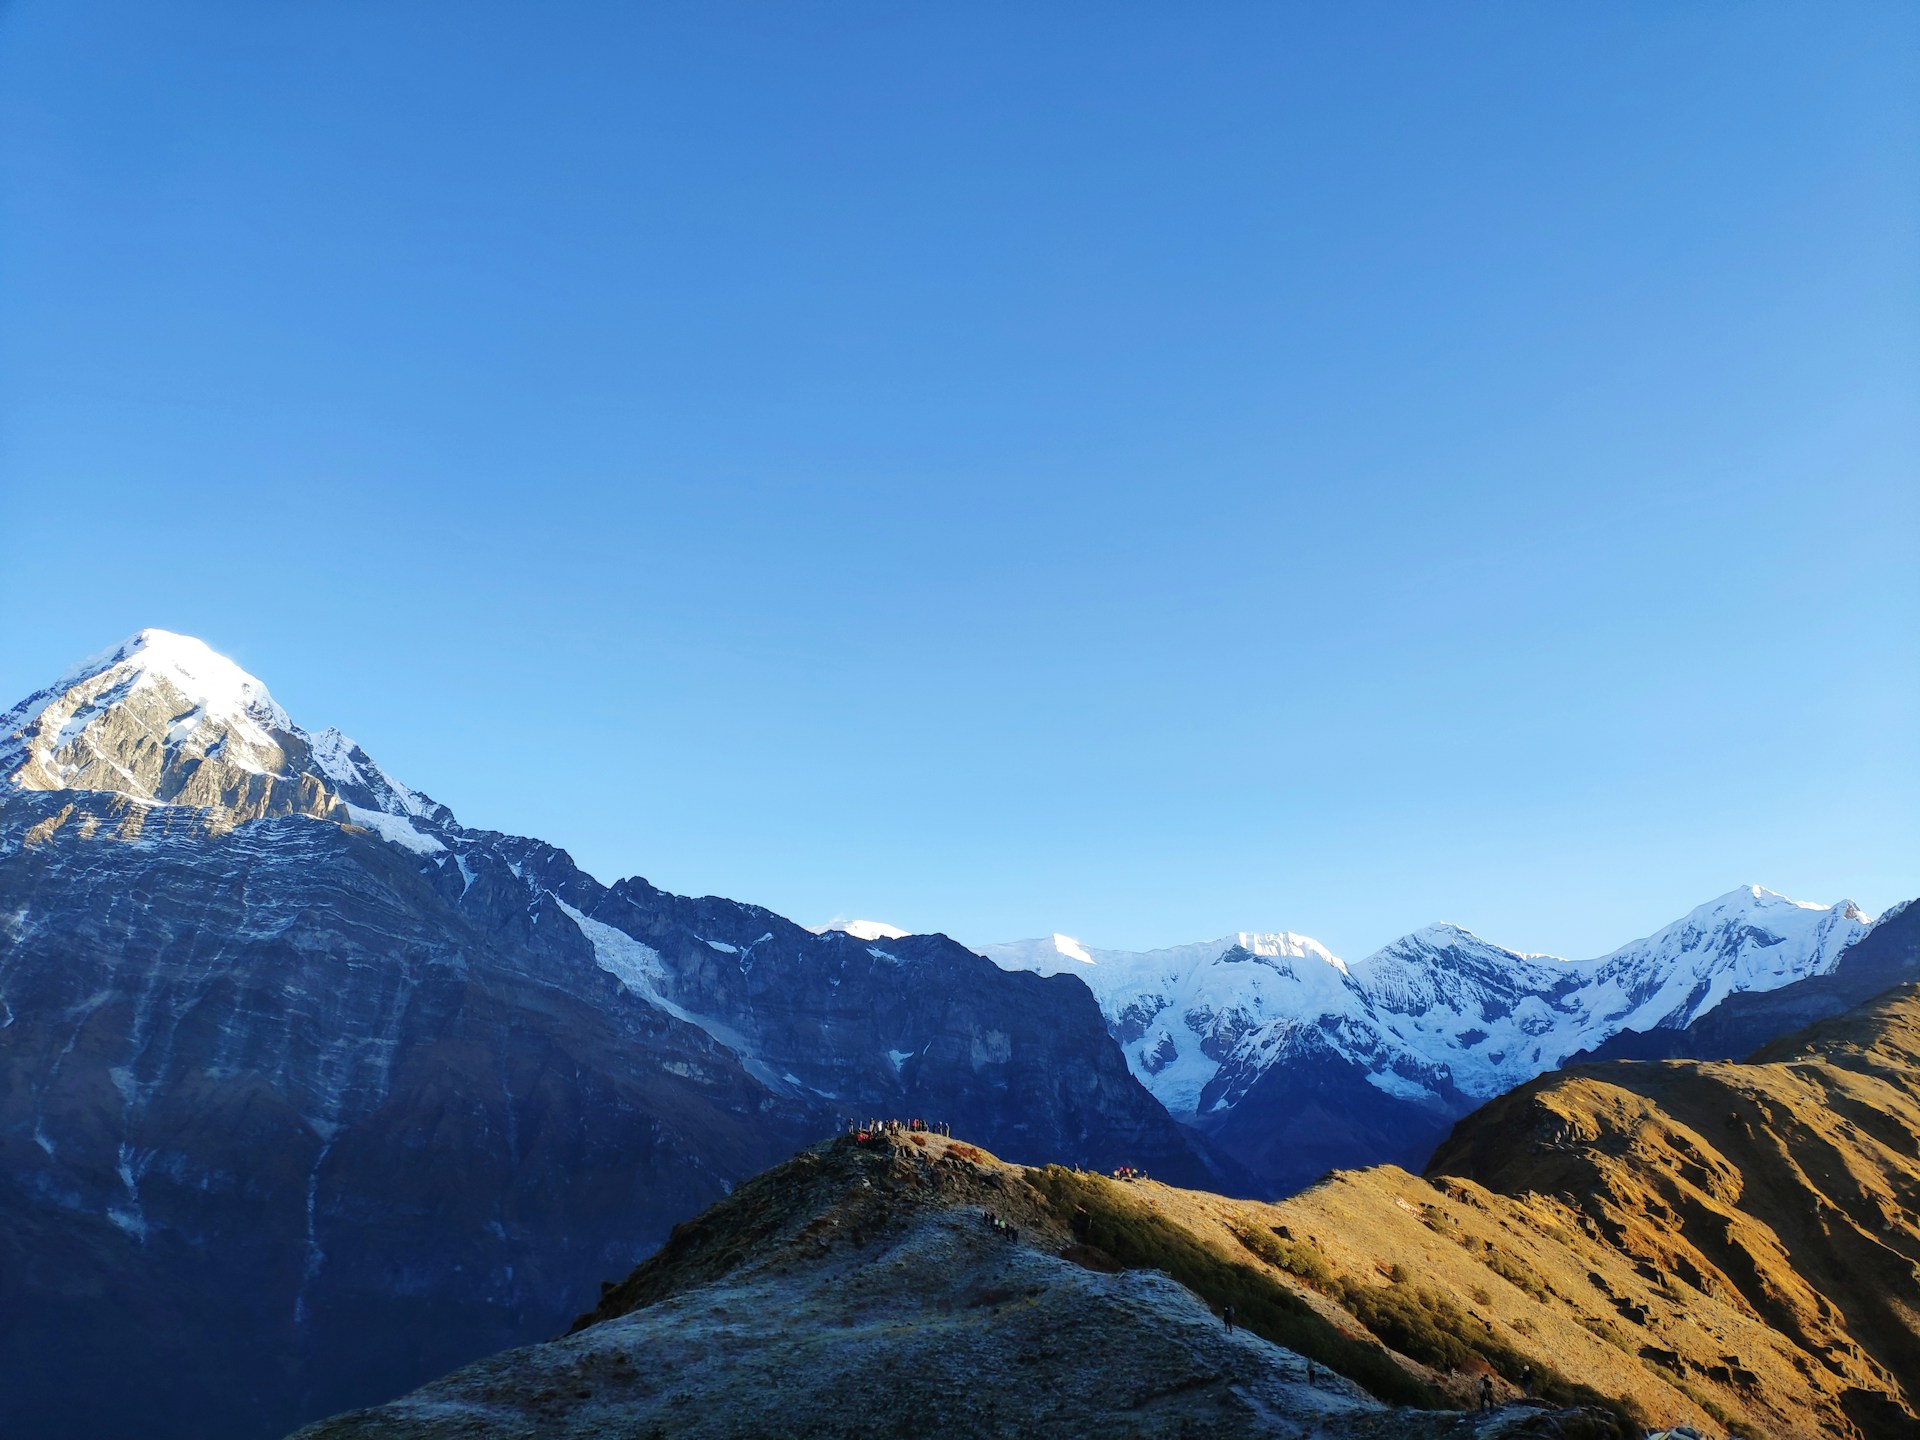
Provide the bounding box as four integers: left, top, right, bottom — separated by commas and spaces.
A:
299, 980, 1920, 1439
980, 889, 1876, 1194
0, 789, 799, 1440
0, 632, 1211, 1440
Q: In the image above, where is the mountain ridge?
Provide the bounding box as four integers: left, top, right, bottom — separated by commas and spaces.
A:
1567, 899, 1920, 1066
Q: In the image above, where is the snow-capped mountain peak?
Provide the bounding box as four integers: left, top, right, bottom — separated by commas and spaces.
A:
1569, 884, 1875, 1047
1363, 920, 1562, 966
305, 725, 443, 823
2, 629, 292, 800
810, 918, 912, 942
58, 628, 291, 730
974, 927, 1366, 1117
1230, 931, 1349, 973
2, 630, 447, 846
1699, 883, 1871, 926
971, 932, 1098, 975
1050, 932, 1095, 964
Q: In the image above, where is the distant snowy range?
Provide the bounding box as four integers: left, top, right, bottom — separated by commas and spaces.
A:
967, 888, 1870, 1184
816, 895, 1879, 1191
0, 629, 1900, 1440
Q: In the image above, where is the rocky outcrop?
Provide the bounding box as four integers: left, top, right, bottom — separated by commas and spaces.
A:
2, 631, 339, 829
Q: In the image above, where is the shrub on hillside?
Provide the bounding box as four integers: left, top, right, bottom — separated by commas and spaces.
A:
1478, 1246, 1550, 1301
1228, 1222, 1334, 1290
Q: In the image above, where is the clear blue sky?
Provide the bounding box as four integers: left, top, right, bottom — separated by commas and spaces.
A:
2, 2, 1915, 960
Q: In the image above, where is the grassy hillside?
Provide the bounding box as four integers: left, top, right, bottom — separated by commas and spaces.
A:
1423, 981, 1920, 1438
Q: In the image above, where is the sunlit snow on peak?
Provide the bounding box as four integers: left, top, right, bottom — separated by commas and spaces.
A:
1051, 933, 1094, 964
810, 918, 912, 942
1223, 931, 1348, 975
62, 628, 291, 731
1704, 883, 1872, 924
5, 630, 448, 857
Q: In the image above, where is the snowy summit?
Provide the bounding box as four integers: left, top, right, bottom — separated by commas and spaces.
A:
0, 628, 447, 848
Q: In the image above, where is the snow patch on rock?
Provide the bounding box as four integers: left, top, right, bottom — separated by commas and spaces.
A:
342, 805, 445, 856
557, 900, 795, 1095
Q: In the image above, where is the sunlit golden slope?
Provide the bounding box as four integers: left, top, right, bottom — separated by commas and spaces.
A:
996, 980, 1920, 1437
1417, 980, 1920, 1438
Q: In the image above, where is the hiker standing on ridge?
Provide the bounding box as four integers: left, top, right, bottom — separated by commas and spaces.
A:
1221, 1304, 1234, 1332
1479, 1376, 1495, 1411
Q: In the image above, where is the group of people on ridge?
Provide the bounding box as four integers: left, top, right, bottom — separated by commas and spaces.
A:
847, 1117, 951, 1141
981, 1209, 1018, 1244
